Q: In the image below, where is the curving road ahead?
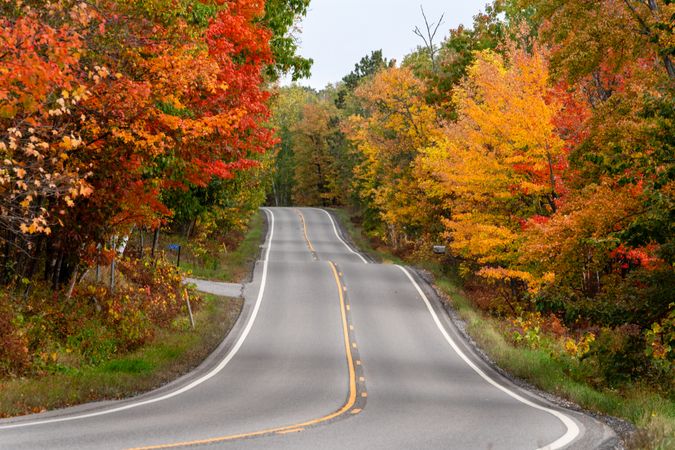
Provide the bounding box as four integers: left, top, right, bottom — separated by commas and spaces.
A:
0, 207, 617, 449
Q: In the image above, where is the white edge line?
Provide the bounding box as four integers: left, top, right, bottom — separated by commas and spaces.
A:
318, 209, 369, 264
0, 208, 276, 431
396, 265, 580, 450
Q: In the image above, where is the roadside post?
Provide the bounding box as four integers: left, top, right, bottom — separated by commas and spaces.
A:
184, 289, 195, 330
167, 243, 182, 267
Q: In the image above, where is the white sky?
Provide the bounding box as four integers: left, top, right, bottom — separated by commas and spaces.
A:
285, 1, 493, 89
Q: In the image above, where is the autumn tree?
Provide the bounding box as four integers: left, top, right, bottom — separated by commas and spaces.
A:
262, 0, 313, 81
409, 3, 505, 115
291, 97, 345, 206
335, 50, 392, 110
268, 86, 315, 206
346, 66, 443, 249
422, 46, 565, 293
508, 0, 674, 324
520, 0, 674, 81
0, 0, 295, 288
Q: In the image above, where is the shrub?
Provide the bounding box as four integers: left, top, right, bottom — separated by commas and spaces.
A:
117, 257, 191, 327
66, 322, 118, 366
509, 312, 545, 349
0, 255, 199, 376
644, 305, 675, 390
0, 295, 30, 376
564, 332, 595, 359
582, 325, 650, 387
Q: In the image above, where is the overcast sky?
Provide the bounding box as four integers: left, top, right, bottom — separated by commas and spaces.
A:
284, 1, 492, 89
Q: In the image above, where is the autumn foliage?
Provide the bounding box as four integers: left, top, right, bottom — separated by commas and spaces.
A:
275, 0, 674, 386
0, 0, 302, 376
0, 0, 277, 281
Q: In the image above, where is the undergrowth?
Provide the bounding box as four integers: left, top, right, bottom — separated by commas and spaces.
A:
0, 212, 263, 417
0, 294, 241, 417
166, 211, 264, 282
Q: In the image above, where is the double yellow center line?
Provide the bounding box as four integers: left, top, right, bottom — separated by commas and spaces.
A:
297, 209, 318, 259
131, 211, 366, 449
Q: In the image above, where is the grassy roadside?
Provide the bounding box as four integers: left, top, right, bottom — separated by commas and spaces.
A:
170, 211, 264, 282
0, 293, 242, 418
330, 208, 674, 449
0, 212, 265, 418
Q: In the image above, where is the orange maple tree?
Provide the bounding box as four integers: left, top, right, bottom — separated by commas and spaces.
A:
0, 0, 277, 287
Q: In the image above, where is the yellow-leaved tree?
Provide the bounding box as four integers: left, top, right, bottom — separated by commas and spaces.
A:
345, 66, 444, 250
422, 45, 565, 295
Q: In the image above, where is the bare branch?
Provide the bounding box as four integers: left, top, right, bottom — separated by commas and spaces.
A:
413, 5, 445, 72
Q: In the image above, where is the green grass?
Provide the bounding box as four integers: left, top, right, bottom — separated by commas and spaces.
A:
177, 211, 264, 282
101, 358, 155, 374
0, 294, 242, 418
331, 208, 675, 449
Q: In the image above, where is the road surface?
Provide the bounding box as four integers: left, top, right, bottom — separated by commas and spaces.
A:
0, 207, 617, 449
183, 278, 243, 298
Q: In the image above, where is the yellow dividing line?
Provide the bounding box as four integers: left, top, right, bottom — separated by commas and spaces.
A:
276, 428, 304, 435
128, 261, 357, 450
296, 209, 316, 253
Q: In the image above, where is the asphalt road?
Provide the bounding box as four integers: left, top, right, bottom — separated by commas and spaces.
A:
0, 207, 617, 449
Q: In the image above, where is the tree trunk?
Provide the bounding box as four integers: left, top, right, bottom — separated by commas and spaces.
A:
0, 237, 10, 284
44, 240, 56, 283
272, 180, 279, 207
116, 235, 129, 255
65, 267, 78, 300
186, 218, 197, 239
151, 228, 160, 258
22, 237, 43, 299
662, 55, 675, 79
52, 251, 63, 291
95, 243, 101, 283
546, 152, 558, 214
110, 237, 116, 293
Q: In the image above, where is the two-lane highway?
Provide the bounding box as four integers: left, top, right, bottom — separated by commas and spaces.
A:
0, 207, 617, 449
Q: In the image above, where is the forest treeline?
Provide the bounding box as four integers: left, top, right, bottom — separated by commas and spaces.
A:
272, 0, 674, 388
0, 0, 310, 376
